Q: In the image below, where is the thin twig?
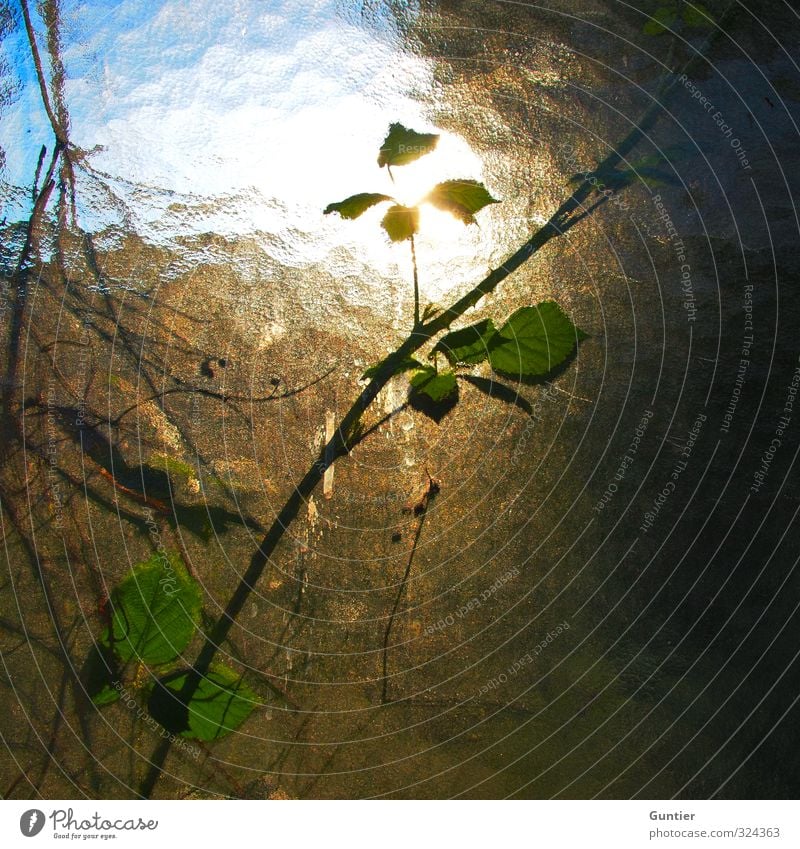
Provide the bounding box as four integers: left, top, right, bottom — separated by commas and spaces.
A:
138, 135, 650, 797
139, 16, 732, 794
32, 144, 46, 203
20, 0, 66, 145
381, 470, 439, 704
3, 145, 62, 421
410, 234, 420, 326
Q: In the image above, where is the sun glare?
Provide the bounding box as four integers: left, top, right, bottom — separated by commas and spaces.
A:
325, 129, 497, 302
44, 0, 501, 310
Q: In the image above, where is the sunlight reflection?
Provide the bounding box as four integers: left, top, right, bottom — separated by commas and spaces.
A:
1, 0, 502, 306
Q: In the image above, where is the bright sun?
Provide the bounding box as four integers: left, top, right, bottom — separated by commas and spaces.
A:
318, 129, 498, 304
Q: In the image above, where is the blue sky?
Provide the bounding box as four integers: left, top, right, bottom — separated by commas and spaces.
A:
1, 0, 499, 304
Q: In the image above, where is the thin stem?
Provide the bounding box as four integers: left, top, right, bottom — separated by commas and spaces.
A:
410, 234, 420, 326
381, 470, 437, 704
3, 144, 62, 420
32, 144, 46, 203
381, 514, 424, 704
139, 17, 733, 795
138, 173, 628, 797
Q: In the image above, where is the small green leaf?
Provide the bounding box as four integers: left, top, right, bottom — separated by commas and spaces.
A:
410, 366, 458, 402
643, 6, 677, 35
377, 122, 439, 168
362, 355, 425, 379
92, 684, 121, 707
423, 179, 500, 224
682, 3, 712, 27
381, 204, 419, 242
148, 666, 257, 741
324, 193, 393, 219
151, 454, 197, 482
108, 552, 201, 667
488, 302, 587, 378
431, 319, 497, 366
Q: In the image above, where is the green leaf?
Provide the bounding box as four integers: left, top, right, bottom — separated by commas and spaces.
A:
324, 193, 393, 219
643, 6, 677, 35
410, 366, 458, 402
682, 3, 712, 27
377, 122, 439, 168
431, 319, 497, 366
92, 684, 121, 706
148, 666, 257, 741
381, 204, 419, 242
423, 179, 500, 224
488, 302, 587, 378
108, 552, 201, 667
362, 355, 424, 380
151, 453, 197, 482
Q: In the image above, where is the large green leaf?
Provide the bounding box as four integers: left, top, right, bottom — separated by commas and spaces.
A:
431, 318, 497, 366
488, 302, 587, 378
148, 666, 257, 741
108, 552, 201, 666
409, 366, 458, 402
381, 204, 419, 242
378, 123, 439, 168
423, 179, 500, 224
324, 193, 393, 219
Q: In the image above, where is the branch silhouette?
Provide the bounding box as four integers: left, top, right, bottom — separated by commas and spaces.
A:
138, 102, 675, 798
11, 0, 732, 798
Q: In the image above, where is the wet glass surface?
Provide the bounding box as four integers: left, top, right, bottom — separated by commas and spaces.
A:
1, 0, 799, 798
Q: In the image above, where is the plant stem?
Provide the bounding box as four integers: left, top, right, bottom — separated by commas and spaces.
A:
410, 234, 420, 326
139, 166, 630, 796
381, 470, 437, 704
381, 513, 425, 704
139, 19, 734, 795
